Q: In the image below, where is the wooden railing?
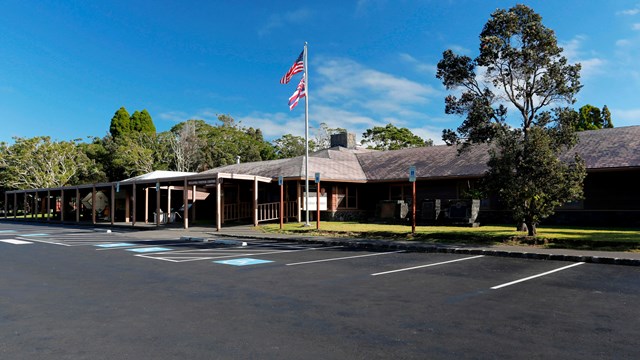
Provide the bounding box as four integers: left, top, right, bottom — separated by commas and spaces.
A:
257, 201, 298, 223
223, 202, 251, 222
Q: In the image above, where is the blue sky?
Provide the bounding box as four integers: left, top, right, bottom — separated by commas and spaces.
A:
1, 0, 639, 145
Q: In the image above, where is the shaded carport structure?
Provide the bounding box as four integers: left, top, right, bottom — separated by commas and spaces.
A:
4, 172, 273, 231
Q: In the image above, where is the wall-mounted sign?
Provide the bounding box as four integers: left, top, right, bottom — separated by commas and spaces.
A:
188, 179, 217, 186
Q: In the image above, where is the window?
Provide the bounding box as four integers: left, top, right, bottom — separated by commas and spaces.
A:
336, 184, 357, 209
389, 184, 411, 203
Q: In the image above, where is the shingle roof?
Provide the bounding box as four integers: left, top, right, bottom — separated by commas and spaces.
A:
199, 126, 640, 181
200, 147, 371, 181
567, 126, 640, 170
357, 143, 490, 181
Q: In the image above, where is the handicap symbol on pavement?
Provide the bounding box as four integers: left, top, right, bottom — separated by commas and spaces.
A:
214, 258, 274, 266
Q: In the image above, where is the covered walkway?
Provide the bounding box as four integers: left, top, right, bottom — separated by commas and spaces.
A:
2, 171, 294, 231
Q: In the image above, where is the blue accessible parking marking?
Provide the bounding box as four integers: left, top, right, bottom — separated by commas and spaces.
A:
127, 247, 173, 253
96, 243, 136, 248
0, 230, 17, 233
214, 258, 274, 266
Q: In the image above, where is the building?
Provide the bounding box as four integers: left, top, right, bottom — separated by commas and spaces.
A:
4, 126, 640, 228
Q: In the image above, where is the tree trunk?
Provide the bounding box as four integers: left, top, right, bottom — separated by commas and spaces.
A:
525, 219, 537, 237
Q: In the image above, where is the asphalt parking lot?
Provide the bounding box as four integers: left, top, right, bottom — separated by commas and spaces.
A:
1, 223, 639, 359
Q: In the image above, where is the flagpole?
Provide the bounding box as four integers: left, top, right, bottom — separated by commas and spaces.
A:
303, 42, 310, 226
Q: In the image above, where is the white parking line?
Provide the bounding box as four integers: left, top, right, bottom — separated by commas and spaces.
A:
287, 251, 404, 266
1, 239, 33, 245
136, 245, 344, 262
16, 237, 70, 246
371, 255, 485, 276
490, 262, 585, 290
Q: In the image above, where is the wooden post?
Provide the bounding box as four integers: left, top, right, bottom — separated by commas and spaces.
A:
92, 186, 96, 225
3, 192, 7, 219
191, 185, 196, 224
316, 181, 320, 230
280, 180, 284, 230
47, 190, 51, 222
132, 182, 137, 226
183, 177, 189, 229
144, 187, 149, 223
253, 178, 258, 227
156, 181, 161, 226
412, 181, 416, 235
75, 188, 80, 223
216, 177, 222, 231
297, 181, 301, 222
167, 186, 172, 223
24, 192, 28, 220
14, 192, 17, 219
125, 189, 130, 223
60, 190, 65, 222
110, 183, 115, 226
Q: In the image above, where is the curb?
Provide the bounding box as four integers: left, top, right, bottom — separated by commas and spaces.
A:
212, 232, 640, 267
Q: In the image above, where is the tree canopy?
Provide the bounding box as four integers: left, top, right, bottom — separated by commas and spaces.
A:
436, 4, 586, 236
109, 107, 157, 139
575, 104, 614, 131
362, 123, 432, 150
0, 137, 99, 190
109, 107, 131, 138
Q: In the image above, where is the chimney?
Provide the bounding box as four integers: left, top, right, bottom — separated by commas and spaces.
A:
330, 132, 356, 149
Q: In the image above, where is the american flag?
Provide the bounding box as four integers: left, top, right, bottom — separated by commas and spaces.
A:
280, 50, 304, 84
288, 75, 306, 110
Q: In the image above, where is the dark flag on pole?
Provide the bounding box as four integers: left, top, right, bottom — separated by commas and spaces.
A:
280, 50, 304, 84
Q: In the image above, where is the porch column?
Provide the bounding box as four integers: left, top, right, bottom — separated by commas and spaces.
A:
183, 177, 189, 229
125, 189, 130, 223
216, 178, 222, 231
132, 182, 137, 226
110, 183, 115, 226
24, 192, 28, 220
47, 190, 51, 222
297, 181, 302, 222
92, 186, 96, 225
156, 181, 160, 226
167, 186, 172, 222
253, 177, 258, 226
3, 192, 7, 219
60, 189, 65, 222
144, 187, 149, 223
191, 185, 196, 224
75, 188, 80, 223
34, 191, 38, 220
14, 192, 17, 219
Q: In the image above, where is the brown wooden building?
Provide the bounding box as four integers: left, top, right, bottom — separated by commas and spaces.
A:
4, 126, 640, 228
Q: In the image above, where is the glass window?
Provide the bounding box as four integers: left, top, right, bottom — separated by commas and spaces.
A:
337, 185, 357, 209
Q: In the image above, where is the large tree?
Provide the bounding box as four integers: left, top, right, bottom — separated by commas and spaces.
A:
362, 123, 432, 150
130, 109, 156, 134
436, 4, 586, 235
0, 137, 99, 189
273, 134, 307, 158
109, 107, 131, 138
575, 104, 614, 131
166, 120, 208, 172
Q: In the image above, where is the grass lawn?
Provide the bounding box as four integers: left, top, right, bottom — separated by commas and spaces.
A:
259, 222, 640, 252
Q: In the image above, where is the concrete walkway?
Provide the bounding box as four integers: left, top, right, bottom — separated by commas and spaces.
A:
142, 224, 640, 266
